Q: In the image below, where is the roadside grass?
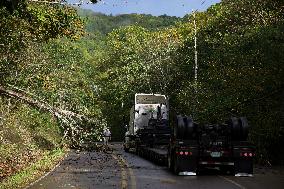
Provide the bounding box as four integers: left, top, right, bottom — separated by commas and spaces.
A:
0, 97, 65, 186
0, 148, 67, 189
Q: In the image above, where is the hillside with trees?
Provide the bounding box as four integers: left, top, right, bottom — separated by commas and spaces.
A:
0, 0, 283, 188
78, 8, 181, 35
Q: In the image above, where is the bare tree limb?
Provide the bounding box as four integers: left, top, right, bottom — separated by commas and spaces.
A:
0, 85, 85, 120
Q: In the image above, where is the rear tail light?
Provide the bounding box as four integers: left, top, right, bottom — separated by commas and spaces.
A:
240, 152, 255, 157
176, 151, 192, 156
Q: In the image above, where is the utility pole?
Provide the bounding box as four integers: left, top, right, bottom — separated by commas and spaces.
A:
193, 11, 198, 86
191, 10, 199, 119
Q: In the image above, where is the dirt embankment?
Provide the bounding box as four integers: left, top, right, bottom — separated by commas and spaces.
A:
0, 96, 64, 188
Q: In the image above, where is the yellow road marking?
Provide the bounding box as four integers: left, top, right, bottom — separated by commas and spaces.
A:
112, 154, 128, 189
119, 156, 137, 189
218, 175, 246, 189
112, 153, 137, 189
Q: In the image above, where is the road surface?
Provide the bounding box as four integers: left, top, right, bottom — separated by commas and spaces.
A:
28, 143, 284, 189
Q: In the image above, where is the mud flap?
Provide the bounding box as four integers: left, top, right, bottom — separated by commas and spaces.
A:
234, 158, 253, 177
175, 155, 198, 175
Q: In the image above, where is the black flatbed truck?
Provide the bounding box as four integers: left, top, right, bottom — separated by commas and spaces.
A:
123, 94, 254, 176
126, 115, 255, 176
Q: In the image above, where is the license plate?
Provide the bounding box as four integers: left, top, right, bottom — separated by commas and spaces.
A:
210, 152, 221, 157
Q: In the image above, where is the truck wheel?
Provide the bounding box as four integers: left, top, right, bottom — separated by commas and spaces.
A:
168, 151, 174, 171
239, 117, 249, 140
220, 166, 234, 175
176, 115, 185, 139
184, 116, 195, 139
139, 149, 143, 157
173, 155, 180, 175
124, 146, 129, 152
173, 154, 180, 175
229, 117, 240, 140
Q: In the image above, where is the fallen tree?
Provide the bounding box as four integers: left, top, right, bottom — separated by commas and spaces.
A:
0, 84, 98, 147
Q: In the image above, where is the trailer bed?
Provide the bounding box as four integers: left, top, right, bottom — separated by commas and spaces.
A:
137, 145, 168, 165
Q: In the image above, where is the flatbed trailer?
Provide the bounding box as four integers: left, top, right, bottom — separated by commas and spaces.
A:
130, 116, 255, 176
124, 94, 255, 176
137, 145, 168, 165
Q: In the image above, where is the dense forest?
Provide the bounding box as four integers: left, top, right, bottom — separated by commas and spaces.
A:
78, 8, 181, 34
0, 0, 283, 187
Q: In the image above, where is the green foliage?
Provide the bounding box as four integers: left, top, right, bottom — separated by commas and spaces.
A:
0, 3, 105, 182
0, 0, 22, 13
77, 9, 181, 35
0, 96, 62, 181
27, 3, 85, 41
175, 1, 284, 155
0, 1, 85, 84
0, 147, 65, 189
0, 1, 84, 50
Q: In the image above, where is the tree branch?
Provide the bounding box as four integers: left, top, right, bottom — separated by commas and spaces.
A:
0, 84, 93, 147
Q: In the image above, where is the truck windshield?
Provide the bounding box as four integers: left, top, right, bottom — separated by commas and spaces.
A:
135, 94, 167, 104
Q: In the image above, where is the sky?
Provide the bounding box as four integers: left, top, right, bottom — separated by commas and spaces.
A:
68, 0, 221, 17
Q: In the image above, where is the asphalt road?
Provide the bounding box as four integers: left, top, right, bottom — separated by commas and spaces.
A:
28, 143, 284, 189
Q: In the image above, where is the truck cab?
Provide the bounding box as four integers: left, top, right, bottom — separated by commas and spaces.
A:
123, 93, 168, 152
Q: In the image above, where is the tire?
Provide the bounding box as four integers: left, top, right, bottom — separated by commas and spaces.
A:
239, 117, 249, 140
139, 149, 143, 157
124, 144, 130, 152
124, 147, 129, 152
184, 116, 195, 139
220, 165, 234, 175
168, 150, 174, 171
173, 154, 180, 175
229, 117, 240, 140
136, 148, 139, 156
176, 115, 185, 139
